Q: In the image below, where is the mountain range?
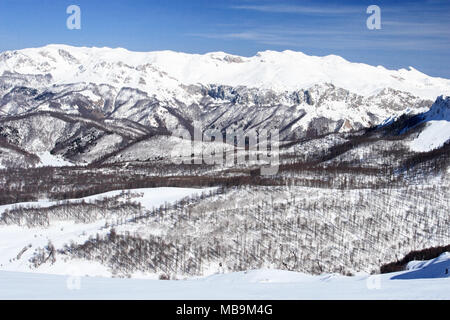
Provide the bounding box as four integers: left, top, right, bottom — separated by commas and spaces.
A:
0, 44, 449, 168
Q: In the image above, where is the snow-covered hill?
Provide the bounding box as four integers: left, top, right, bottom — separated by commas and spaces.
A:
0, 187, 215, 274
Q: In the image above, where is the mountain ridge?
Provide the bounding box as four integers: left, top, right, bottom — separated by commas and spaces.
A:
1, 44, 450, 100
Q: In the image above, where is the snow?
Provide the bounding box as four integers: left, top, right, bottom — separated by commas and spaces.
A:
395, 252, 450, 280
0, 253, 449, 299
118, 187, 216, 210
36, 152, 74, 167
409, 96, 450, 152
0, 187, 214, 215
1, 44, 449, 100
409, 120, 450, 152
0, 222, 112, 274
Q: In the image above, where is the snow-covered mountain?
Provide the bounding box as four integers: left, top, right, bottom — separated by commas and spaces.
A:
2, 44, 450, 99
0, 44, 449, 167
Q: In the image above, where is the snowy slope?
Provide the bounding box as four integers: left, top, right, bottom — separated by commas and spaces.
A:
0, 187, 214, 215
0, 253, 449, 299
36, 152, 75, 167
393, 252, 450, 280
409, 121, 450, 152
409, 96, 450, 152
1, 44, 449, 100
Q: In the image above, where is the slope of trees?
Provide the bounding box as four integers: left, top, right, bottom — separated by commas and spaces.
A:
29, 183, 449, 278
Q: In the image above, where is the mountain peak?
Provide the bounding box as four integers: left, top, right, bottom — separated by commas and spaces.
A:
427, 95, 450, 119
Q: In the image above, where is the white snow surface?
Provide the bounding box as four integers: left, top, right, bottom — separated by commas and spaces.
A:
409, 121, 450, 152
406, 252, 450, 270
0, 253, 449, 299
1, 44, 450, 99
0, 187, 213, 215
36, 152, 74, 167
409, 96, 450, 152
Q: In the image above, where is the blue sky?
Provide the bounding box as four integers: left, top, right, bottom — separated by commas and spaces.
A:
0, 0, 449, 77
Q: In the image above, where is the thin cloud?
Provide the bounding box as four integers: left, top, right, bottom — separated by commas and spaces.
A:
189, 1, 450, 54
231, 4, 362, 15
188, 27, 450, 52
374, 18, 450, 38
